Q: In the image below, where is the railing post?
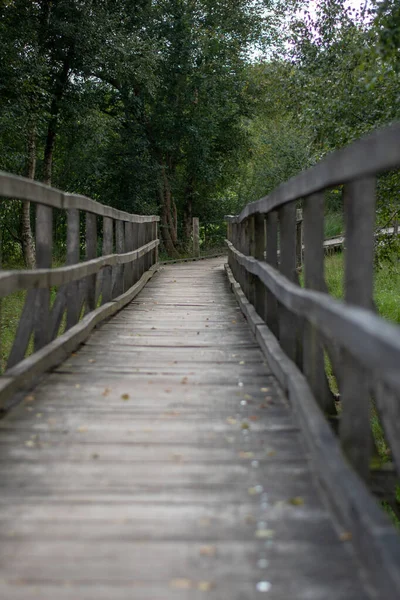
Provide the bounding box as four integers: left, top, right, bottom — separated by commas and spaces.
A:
114, 220, 125, 297
135, 222, 143, 281
340, 177, 376, 481
303, 193, 336, 415
278, 204, 298, 362
248, 216, 256, 306
66, 208, 80, 329
254, 213, 266, 321
193, 217, 200, 257
34, 204, 53, 350
124, 222, 133, 290
85, 212, 97, 313
101, 216, 113, 304
265, 211, 278, 337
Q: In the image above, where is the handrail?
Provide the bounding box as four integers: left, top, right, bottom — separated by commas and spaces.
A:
0, 172, 160, 408
226, 122, 400, 224
0, 171, 160, 223
225, 123, 400, 599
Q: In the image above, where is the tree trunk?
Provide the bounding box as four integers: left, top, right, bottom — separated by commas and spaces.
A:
21, 123, 37, 268
160, 164, 180, 257
182, 179, 194, 247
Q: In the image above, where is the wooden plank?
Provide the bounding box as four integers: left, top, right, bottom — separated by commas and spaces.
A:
33, 204, 52, 351
302, 193, 336, 414
340, 177, 376, 480
113, 220, 125, 297
265, 211, 278, 337
85, 212, 97, 314
253, 214, 266, 321
101, 217, 113, 304
0, 240, 159, 298
0, 170, 159, 224
278, 204, 297, 362
124, 222, 133, 290
66, 208, 81, 329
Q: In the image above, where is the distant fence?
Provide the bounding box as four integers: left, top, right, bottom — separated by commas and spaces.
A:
226, 124, 400, 599
0, 171, 159, 408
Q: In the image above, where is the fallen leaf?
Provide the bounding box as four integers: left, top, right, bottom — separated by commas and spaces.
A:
288, 496, 304, 506
245, 514, 255, 524
170, 454, 184, 462
169, 578, 192, 590
36, 413, 43, 418
239, 451, 254, 459
75, 384, 81, 389
197, 581, 215, 591
25, 407, 33, 412
226, 417, 237, 425
181, 377, 188, 384
199, 545, 216, 557
239, 361, 245, 365
24, 395, 35, 403
25, 440, 35, 448
102, 388, 111, 397
339, 531, 352, 542
241, 421, 250, 430
244, 394, 253, 401
256, 529, 275, 539
249, 415, 258, 421
260, 387, 270, 392
88, 359, 96, 363
77, 426, 88, 433
267, 450, 276, 457
231, 320, 237, 324
121, 394, 130, 401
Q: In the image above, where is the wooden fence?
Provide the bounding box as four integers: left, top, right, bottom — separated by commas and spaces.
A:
0, 172, 159, 409
226, 123, 400, 597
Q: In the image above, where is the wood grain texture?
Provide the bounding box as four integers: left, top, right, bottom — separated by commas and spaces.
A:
0, 170, 159, 223
225, 261, 400, 600
225, 241, 400, 390
0, 239, 160, 297
340, 178, 376, 479
0, 258, 370, 600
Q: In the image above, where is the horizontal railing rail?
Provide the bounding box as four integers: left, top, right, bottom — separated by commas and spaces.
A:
225, 123, 400, 598
0, 171, 159, 409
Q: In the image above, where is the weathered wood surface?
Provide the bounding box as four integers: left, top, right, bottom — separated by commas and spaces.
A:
0, 258, 369, 599
0, 170, 160, 223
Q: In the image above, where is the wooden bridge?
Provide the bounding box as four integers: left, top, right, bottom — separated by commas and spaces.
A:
0, 124, 400, 599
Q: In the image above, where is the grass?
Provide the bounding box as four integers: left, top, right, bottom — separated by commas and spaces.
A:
324, 252, 400, 325
324, 212, 344, 239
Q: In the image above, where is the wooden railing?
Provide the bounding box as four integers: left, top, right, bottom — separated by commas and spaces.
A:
0, 172, 159, 409
226, 123, 400, 597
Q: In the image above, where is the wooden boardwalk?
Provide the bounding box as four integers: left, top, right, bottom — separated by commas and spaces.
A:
0, 258, 370, 599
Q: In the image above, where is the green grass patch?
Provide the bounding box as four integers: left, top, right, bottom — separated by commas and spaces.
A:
324, 212, 343, 239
